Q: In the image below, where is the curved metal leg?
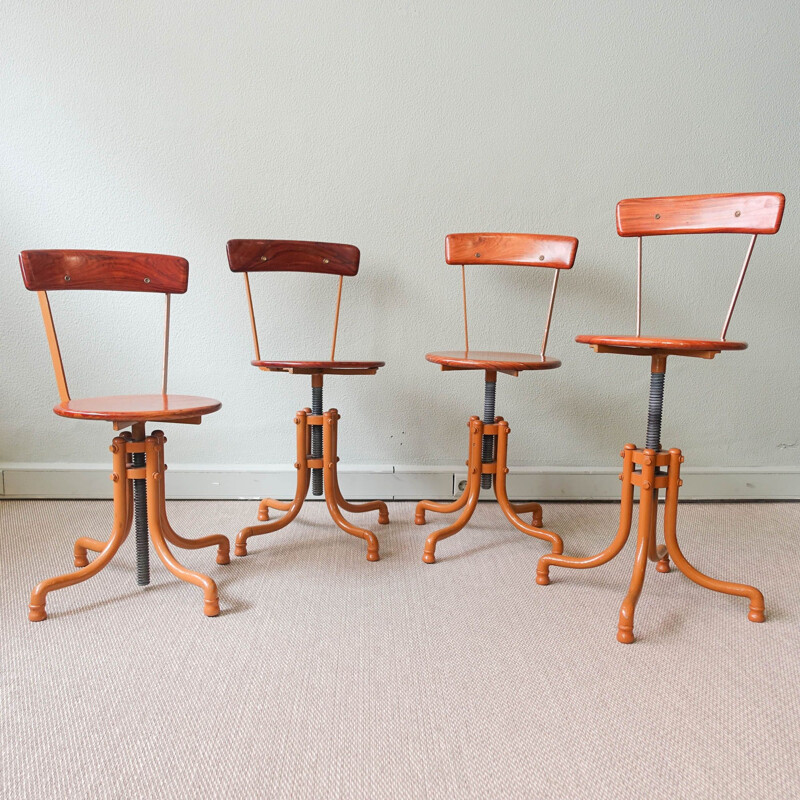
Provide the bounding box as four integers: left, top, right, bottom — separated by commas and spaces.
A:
235, 411, 310, 556
647, 487, 671, 573
327, 410, 389, 524
494, 422, 562, 554
415, 481, 470, 525
422, 418, 483, 564
257, 498, 293, 522
662, 449, 765, 623
617, 453, 657, 643
323, 410, 379, 561
149, 431, 230, 565
29, 436, 132, 621
510, 501, 544, 528
145, 437, 220, 617
537, 444, 637, 586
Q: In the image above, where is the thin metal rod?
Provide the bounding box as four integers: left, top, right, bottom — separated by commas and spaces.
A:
243, 273, 261, 361
331, 275, 343, 361
540, 269, 560, 358
461, 265, 469, 352
636, 236, 642, 337
161, 293, 171, 395
37, 291, 70, 402
721, 234, 758, 341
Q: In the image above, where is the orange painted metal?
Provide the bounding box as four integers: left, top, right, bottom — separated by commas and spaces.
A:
28, 431, 229, 621
233, 387, 388, 561
418, 416, 558, 564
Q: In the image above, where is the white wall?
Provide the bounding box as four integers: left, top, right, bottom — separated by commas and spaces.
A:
1, 1, 798, 495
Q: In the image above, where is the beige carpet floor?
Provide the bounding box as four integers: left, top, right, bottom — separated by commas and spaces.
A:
1, 499, 799, 799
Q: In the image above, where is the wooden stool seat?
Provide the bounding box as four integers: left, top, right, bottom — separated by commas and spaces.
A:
576, 334, 747, 356
53, 394, 222, 423
252, 359, 385, 375
426, 350, 561, 371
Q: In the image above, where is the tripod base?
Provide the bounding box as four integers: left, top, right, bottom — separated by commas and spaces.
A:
28, 429, 229, 622
536, 444, 765, 643
416, 416, 562, 563
234, 408, 388, 561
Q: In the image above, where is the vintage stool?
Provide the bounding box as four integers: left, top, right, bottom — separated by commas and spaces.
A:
536, 192, 786, 643
20, 249, 229, 620
227, 239, 389, 561
416, 233, 578, 563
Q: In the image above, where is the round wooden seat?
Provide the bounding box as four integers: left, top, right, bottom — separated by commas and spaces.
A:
54, 394, 222, 423
252, 359, 385, 374
425, 350, 561, 371
575, 334, 747, 354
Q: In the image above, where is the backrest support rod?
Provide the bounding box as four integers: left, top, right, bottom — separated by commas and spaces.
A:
37, 291, 70, 402
161, 293, 171, 395
461, 265, 469, 352
243, 273, 261, 361
636, 236, 642, 336
540, 269, 560, 358
331, 275, 343, 361
721, 234, 758, 341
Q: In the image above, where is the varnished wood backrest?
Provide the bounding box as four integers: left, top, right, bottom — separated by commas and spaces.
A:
226, 239, 360, 362
19, 249, 185, 402
445, 233, 579, 357
616, 193, 785, 237
227, 239, 360, 276
615, 193, 785, 340
445, 233, 577, 269
19, 249, 188, 293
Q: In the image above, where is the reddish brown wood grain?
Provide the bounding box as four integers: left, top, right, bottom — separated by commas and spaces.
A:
425, 350, 562, 370
54, 394, 221, 422
616, 193, 785, 237
227, 240, 360, 276
445, 233, 578, 268
19, 250, 189, 293
575, 334, 747, 352
251, 359, 384, 375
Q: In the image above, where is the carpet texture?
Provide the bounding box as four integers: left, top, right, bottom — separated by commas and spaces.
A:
2, 500, 799, 799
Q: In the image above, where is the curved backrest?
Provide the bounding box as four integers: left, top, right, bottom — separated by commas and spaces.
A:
445, 232, 579, 357
19, 249, 185, 403
20, 249, 188, 293
614, 192, 786, 340
227, 239, 360, 277
616, 193, 784, 237
226, 239, 360, 363
445, 233, 577, 269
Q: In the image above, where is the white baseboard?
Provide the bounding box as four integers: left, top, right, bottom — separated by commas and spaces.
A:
1, 463, 799, 501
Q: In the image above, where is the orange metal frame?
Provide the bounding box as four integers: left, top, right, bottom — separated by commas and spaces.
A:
28, 427, 230, 621
234, 375, 389, 562
416, 411, 561, 564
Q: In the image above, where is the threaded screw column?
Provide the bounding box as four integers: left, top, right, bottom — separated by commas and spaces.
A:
131, 443, 150, 586
481, 375, 496, 489
311, 379, 323, 496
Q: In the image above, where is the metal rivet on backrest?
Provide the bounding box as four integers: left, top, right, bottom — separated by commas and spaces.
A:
655, 213, 661, 219
735, 210, 741, 217
64, 275, 71, 282
539, 255, 545, 261
260, 255, 267, 261
144, 277, 151, 284
323, 258, 329, 264
475, 252, 481, 258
